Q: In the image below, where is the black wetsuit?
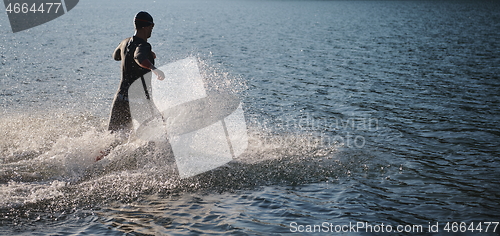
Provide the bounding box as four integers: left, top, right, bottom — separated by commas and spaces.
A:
108, 36, 155, 132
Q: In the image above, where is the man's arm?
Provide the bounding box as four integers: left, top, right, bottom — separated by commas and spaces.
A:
134, 44, 165, 80
112, 42, 122, 61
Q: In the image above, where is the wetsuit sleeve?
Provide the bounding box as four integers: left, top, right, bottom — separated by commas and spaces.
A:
134, 43, 154, 70
113, 42, 122, 61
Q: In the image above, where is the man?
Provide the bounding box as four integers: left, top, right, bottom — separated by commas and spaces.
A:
108, 11, 165, 133
97, 12, 165, 161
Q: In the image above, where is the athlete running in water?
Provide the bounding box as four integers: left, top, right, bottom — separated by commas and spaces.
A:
108, 11, 165, 132
97, 11, 165, 161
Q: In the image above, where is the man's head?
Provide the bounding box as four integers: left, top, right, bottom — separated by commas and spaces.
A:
134, 11, 154, 29
134, 11, 154, 38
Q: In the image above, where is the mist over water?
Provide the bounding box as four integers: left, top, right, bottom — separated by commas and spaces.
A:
1, 0, 500, 235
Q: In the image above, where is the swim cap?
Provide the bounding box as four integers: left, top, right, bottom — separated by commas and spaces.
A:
134, 11, 154, 29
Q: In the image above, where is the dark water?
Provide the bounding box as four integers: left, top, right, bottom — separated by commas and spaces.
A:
1, 0, 499, 235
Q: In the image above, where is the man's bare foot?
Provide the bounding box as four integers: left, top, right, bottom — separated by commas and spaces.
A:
95, 149, 110, 162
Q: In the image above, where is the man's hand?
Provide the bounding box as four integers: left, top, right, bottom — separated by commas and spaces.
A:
153, 68, 165, 80
138, 59, 163, 80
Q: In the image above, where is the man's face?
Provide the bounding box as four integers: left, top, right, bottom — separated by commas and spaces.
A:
147, 24, 154, 38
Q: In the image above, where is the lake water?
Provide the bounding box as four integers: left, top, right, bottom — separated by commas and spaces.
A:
1, 0, 499, 235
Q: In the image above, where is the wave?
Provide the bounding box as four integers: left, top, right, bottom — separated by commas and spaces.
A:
0, 110, 352, 226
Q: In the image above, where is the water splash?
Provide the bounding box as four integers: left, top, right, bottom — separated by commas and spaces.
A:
1, 58, 348, 228
1, 107, 345, 225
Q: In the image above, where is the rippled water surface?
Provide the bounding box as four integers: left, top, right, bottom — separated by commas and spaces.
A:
1, 0, 499, 235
